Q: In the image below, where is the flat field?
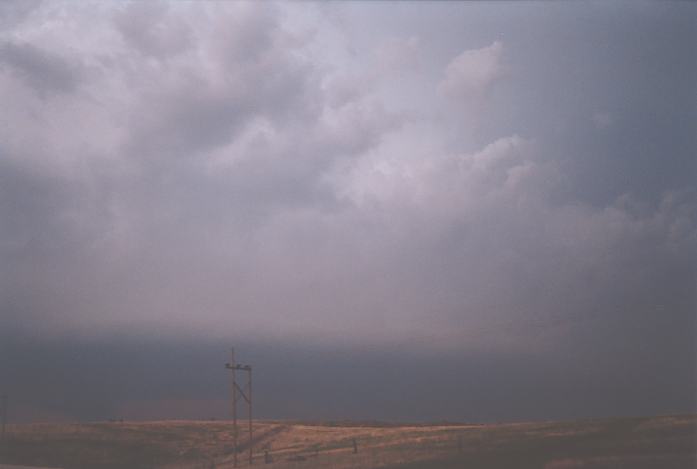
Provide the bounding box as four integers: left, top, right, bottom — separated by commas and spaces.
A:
0, 414, 694, 469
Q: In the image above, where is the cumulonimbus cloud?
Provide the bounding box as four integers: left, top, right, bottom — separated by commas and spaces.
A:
0, 3, 693, 363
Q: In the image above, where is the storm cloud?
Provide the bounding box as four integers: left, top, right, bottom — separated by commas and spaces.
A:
0, 1, 695, 422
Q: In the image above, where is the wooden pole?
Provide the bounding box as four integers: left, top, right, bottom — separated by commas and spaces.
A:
231, 349, 238, 468
1, 394, 6, 441
226, 350, 254, 466
248, 366, 253, 465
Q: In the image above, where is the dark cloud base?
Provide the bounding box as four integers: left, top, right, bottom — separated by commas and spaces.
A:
1, 335, 694, 423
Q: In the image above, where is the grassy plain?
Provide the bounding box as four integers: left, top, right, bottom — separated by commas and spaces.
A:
0, 414, 694, 469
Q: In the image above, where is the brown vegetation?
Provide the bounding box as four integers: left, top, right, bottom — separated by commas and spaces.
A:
0, 414, 694, 469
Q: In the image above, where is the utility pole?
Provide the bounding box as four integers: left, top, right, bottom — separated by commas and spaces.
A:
229, 349, 238, 467
248, 366, 252, 466
225, 349, 253, 466
1, 394, 6, 441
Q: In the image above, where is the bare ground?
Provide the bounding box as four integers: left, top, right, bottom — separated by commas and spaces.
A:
0, 414, 694, 469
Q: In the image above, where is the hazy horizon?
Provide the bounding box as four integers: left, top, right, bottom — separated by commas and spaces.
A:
0, 1, 695, 424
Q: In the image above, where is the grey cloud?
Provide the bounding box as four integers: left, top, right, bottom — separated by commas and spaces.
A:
118, 8, 322, 164
0, 41, 81, 95
113, 2, 192, 59
0, 0, 42, 30
0, 337, 693, 423
375, 36, 421, 73
213, 3, 278, 66
0, 1, 694, 423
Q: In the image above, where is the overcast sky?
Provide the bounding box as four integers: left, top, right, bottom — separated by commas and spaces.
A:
0, 1, 695, 423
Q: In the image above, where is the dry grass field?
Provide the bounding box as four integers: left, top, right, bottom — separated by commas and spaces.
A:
0, 414, 694, 469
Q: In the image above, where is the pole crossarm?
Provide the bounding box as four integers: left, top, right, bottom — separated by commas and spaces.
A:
225, 364, 251, 371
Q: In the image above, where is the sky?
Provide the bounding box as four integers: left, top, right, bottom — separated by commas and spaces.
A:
0, 1, 695, 423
